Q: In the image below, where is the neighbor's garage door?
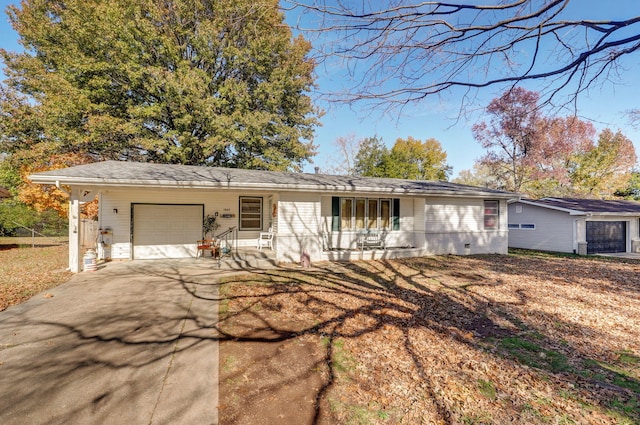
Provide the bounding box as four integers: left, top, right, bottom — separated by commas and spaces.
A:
586, 221, 626, 254
132, 204, 203, 259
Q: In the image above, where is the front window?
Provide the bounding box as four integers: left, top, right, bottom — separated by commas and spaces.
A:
341, 198, 353, 230
367, 199, 378, 229
334, 197, 398, 231
355, 198, 366, 230
239, 197, 262, 230
484, 200, 499, 230
380, 199, 391, 229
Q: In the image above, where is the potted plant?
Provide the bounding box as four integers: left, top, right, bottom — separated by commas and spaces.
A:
202, 214, 220, 238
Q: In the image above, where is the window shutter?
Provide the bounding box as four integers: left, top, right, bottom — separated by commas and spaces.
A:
392, 198, 400, 230
332, 197, 340, 231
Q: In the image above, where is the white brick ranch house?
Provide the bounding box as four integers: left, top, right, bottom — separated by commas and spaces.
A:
30, 161, 518, 272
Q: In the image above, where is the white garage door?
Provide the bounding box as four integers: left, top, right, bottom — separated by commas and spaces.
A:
132, 204, 203, 259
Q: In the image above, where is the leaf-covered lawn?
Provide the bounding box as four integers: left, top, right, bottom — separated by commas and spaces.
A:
0, 239, 71, 311
218, 252, 640, 424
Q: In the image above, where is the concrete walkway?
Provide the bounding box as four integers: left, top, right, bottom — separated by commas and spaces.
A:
0, 260, 226, 425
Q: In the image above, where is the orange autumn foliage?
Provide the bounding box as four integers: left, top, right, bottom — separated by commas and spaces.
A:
18, 153, 98, 219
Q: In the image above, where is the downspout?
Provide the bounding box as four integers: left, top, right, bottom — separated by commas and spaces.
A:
55, 180, 70, 196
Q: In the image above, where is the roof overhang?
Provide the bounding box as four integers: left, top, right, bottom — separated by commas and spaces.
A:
510, 198, 640, 216
29, 161, 519, 199
512, 199, 586, 215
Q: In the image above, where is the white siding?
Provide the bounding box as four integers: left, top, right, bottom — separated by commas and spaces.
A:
98, 188, 278, 259
395, 197, 418, 247
277, 192, 322, 263
425, 197, 508, 255
95, 187, 512, 264
508, 202, 576, 253
426, 197, 484, 232
412, 198, 426, 253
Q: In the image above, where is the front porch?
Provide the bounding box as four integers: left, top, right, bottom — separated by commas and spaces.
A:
185, 246, 279, 270
321, 246, 426, 262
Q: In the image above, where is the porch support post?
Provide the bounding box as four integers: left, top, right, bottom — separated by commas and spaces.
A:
68, 187, 82, 273
575, 218, 587, 255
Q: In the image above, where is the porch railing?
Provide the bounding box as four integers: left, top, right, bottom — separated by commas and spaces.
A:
215, 226, 238, 257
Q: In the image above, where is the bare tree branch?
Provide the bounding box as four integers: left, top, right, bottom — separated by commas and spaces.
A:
629, 108, 640, 129
284, 0, 640, 112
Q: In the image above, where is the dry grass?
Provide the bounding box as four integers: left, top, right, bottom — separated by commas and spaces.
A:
1, 239, 638, 423
219, 251, 640, 424
0, 238, 72, 311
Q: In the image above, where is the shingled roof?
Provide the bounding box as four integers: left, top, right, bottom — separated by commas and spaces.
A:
518, 197, 640, 214
29, 160, 517, 198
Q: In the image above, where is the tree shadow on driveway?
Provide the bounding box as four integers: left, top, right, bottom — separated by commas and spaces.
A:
0, 260, 221, 425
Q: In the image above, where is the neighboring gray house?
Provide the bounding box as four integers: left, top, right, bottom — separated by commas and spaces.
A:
30, 161, 518, 272
508, 198, 640, 255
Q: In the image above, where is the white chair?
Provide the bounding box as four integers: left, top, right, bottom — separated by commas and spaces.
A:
257, 227, 274, 250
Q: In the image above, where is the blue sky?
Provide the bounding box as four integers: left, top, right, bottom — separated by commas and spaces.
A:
294, 0, 640, 176
1, 0, 639, 177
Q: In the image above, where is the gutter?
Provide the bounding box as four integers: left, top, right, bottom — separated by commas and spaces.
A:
29, 176, 517, 199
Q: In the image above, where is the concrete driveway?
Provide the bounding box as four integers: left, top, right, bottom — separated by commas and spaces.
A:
0, 260, 222, 425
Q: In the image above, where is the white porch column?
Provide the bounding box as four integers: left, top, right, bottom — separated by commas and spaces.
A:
575, 218, 588, 255
629, 218, 640, 253
68, 187, 82, 273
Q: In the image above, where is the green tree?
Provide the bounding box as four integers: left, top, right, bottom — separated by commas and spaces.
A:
385, 137, 451, 181
0, 199, 66, 236
453, 163, 502, 189
570, 129, 637, 198
354, 136, 451, 181
0, 200, 36, 236
0, 155, 20, 194
614, 171, 640, 200
0, 0, 320, 172
353, 136, 388, 177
